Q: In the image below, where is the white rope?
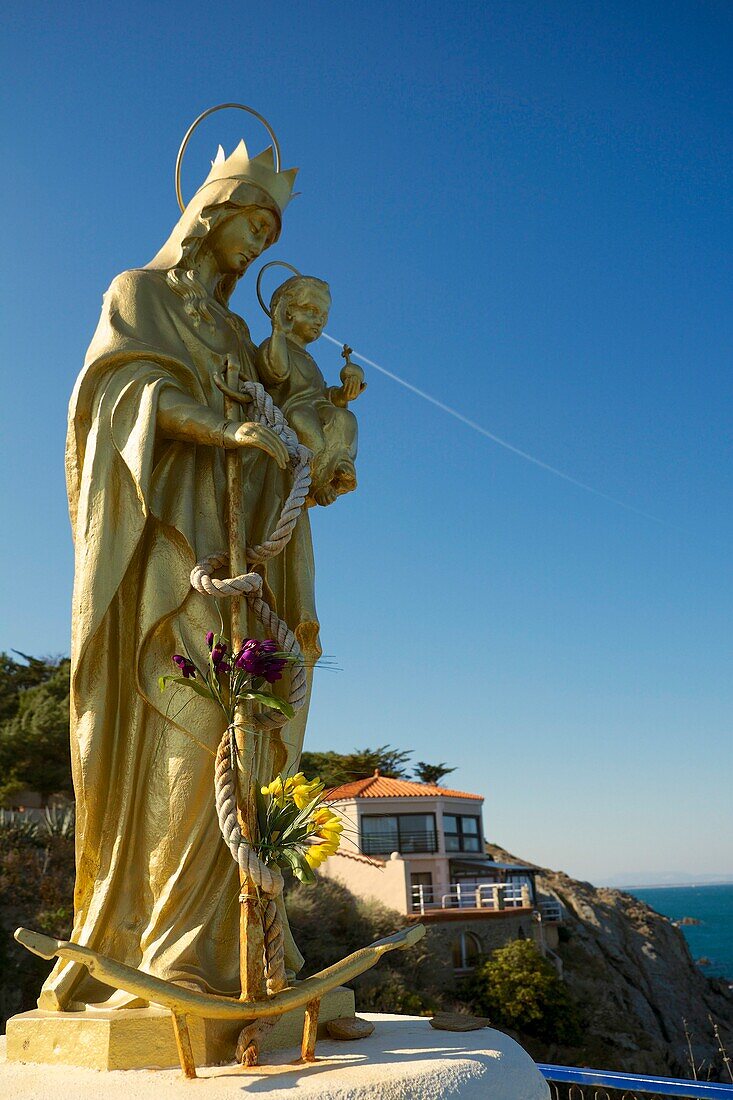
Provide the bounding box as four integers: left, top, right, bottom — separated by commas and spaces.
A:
214, 730, 283, 896
190, 556, 307, 730
189, 381, 310, 730
237, 381, 312, 563
193, 379, 310, 1036
215, 724, 287, 1062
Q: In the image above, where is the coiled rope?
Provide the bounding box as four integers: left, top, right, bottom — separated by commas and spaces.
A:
190, 378, 310, 1057
189, 380, 311, 731
214, 731, 283, 897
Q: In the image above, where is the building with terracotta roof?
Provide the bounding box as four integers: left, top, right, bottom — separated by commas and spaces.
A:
320, 771, 562, 976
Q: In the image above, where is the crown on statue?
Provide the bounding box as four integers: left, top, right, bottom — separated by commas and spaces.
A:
195, 140, 298, 215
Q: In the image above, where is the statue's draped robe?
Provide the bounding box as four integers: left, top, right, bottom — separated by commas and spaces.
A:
41, 267, 319, 1010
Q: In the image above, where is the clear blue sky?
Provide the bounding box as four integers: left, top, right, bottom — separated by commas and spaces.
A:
2, 1, 731, 883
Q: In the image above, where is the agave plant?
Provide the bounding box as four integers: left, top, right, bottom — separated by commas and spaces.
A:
42, 804, 76, 839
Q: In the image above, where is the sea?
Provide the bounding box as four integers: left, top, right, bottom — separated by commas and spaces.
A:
630, 884, 733, 982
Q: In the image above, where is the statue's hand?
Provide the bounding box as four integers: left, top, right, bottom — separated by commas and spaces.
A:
225, 422, 289, 468
339, 363, 366, 402
272, 297, 294, 335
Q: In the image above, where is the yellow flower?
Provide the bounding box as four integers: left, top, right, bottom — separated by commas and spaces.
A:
292, 776, 325, 810
305, 832, 341, 869
309, 807, 343, 850
261, 776, 286, 806
304, 805, 342, 868
261, 771, 327, 812
304, 845, 327, 869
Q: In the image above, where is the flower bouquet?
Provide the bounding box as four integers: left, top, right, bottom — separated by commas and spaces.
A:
160, 629, 296, 727
161, 630, 343, 881
257, 773, 344, 884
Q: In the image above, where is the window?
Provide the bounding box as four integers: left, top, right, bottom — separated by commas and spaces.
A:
361, 813, 437, 855
443, 814, 482, 853
452, 931, 481, 972
361, 815, 398, 853
398, 814, 437, 853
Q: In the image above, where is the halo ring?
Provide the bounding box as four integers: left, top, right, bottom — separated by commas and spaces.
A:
175, 103, 282, 212
256, 260, 302, 317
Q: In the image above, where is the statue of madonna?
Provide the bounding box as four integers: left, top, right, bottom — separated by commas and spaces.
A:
41, 136, 319, 1010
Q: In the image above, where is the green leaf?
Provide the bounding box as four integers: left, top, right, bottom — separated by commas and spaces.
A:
278, 847, 316, 884
166, 676, 214, 701
237, 692, 295, 720
288, 793, 325, 832
276, 847, 298, 870
292, 850, 317, 884
255, 787, 269, 839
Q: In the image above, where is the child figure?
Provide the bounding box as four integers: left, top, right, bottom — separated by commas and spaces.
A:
257, 274, 366, 506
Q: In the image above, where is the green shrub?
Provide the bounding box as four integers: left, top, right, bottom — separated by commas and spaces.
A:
286, 875, 438, 1013
468, 938, 580, 1043
0, 826, 75, 1027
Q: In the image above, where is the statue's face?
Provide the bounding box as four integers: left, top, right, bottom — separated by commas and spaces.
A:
208, 207, 278, 276
287, 288, 331, 344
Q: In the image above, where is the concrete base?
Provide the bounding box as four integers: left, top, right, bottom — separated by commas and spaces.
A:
5, 985, 354, 1070
1, 1013, 550, 1099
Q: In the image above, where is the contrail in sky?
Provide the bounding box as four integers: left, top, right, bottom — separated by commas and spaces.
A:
323, 332, 670, 527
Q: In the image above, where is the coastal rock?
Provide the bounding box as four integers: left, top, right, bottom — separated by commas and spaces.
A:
487, 844, 733, 1080
678, 916, 702, 926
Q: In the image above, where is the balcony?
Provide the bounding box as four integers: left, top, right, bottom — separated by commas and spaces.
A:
538, 899, 563, 922
411, 881, 531, 914
362, 828, 437, 855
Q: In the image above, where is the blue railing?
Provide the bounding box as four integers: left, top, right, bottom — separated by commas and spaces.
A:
539, 1063, 733, 1098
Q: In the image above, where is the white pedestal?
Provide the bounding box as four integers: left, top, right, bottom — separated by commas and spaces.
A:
1, 1012, 550, 1099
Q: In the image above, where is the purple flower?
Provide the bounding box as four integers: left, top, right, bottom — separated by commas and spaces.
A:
211, 641, 229, 674
172, 654, 196, 679
206, 631, 215, 650
235, 638, 288, 684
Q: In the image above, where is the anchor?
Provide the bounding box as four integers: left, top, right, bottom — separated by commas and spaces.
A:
15, 923, 426, 1078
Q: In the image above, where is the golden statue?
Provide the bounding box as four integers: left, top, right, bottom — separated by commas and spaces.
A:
42, 127, 314, 1013
8, 105, 424, 1076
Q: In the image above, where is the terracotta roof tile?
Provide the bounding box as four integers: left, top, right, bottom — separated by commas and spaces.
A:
324, 774, 482, 801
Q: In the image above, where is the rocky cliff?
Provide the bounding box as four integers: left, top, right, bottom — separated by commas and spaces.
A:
487, 844, 733, 1079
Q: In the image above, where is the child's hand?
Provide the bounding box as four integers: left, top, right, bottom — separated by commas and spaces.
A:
272, 297, 294, 335
339, 363, 366, 402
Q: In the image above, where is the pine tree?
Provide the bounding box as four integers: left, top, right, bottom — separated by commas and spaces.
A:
299, 745, 412, 786
0, 659, 72, 804
414, 761, 456, 785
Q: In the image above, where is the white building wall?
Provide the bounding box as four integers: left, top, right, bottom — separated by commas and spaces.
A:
319, 851, 411, 914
